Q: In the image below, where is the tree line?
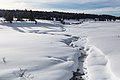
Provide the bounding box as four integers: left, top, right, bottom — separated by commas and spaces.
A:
0, 9, 119, 23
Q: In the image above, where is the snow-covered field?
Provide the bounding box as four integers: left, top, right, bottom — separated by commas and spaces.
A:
64, 21, 120, 80
0, 20, 120, 80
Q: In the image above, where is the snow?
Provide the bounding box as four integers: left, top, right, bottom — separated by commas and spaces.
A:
0, 20, 81, 80
0, 20, 120, 80
65, 21, 120, 80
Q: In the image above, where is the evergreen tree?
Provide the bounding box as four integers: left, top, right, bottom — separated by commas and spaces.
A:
4, 11, 13, 23
29, 10, 35, 21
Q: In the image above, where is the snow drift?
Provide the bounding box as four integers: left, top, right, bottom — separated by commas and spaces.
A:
0, 20, 120, 80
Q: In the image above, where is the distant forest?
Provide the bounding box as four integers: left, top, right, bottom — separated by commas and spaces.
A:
0, 9, 120, 23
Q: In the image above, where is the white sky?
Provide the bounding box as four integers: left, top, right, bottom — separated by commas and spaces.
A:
0, 0, 120, 16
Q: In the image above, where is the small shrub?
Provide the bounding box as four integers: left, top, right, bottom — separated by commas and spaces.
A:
13, 68, 34, 80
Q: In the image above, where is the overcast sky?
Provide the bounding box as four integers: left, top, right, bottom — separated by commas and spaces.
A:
0, 0, 120, 16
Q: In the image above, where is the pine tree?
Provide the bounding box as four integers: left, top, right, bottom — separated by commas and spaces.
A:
4, 11, 13, 23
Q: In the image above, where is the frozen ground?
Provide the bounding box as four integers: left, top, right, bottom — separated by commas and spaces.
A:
0, 20, 120, 80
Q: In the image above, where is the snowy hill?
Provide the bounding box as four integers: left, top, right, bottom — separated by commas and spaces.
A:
0, 20, 120, 80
